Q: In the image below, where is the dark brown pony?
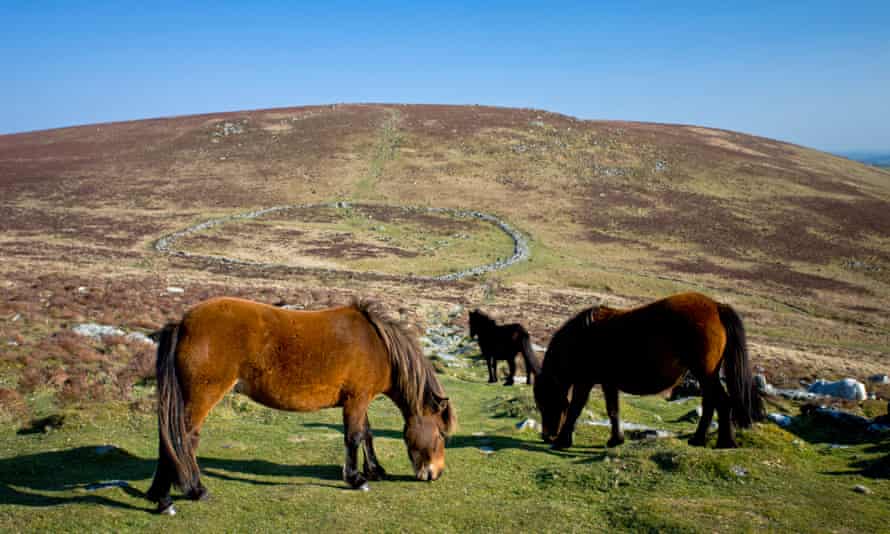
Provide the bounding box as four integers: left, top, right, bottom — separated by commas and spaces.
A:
534, 292, 763, 450
146, 297, 455, 514
468, 309, 540, 385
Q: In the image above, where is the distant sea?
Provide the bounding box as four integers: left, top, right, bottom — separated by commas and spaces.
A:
836, 151, 890, 168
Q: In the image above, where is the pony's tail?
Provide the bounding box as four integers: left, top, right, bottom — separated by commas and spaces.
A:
148, 323, 201, 498
518, 330, 542, 379
718, 304, 763, 428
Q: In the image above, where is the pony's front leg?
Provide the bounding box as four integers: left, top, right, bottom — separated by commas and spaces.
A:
552, 383, 593, 450
603, 384, 625, 447
361, 415, 387, 481
487, 356, 498, 383
342, 399, 371, 490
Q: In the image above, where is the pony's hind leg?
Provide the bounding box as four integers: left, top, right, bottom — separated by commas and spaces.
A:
603, 384, 625, 447
361, 415, 386, 481
713, 381, 738, 448
689, 376, 717, 447
181, 379, 238, 500
342, 398, 372, 489
504, 356, 516, 386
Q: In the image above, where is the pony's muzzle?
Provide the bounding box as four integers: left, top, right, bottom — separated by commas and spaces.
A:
416, 464, 442, 482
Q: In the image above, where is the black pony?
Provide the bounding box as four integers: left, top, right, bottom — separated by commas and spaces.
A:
534, 293, 764, 450
468, 309, 541, 385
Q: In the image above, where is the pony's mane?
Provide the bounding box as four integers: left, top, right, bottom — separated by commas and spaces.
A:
542, 305, 601, 374
354, 299, 456, 434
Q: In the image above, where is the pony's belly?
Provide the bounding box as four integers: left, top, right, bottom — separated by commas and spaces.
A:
242, 382, 343, 412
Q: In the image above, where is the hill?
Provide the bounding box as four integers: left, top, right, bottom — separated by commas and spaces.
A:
1, 104, 888, 530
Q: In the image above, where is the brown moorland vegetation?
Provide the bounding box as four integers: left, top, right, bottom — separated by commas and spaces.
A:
1, 103, 888, 409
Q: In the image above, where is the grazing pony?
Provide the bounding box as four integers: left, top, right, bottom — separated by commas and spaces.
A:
534, 292, 763, 450
146, 297, 455, 515
468, 309, 540, 385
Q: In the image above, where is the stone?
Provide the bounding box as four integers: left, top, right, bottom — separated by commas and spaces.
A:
853, 484, 872, 495
166, 286, 185, 294
768, 413, 794, 428
516, 418, 538, 431
730, 465, 748, 477
754, 374, 776, 395
73, 323, 126, 339
807, 378, 867, 401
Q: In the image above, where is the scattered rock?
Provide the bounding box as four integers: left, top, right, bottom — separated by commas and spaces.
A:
166, 286, 185, 294
73, 323, 126, 339
768, 413, 794, 428
853, 484, 872, 495
730, 465, 748, 477
516, 418, 538, 431
77, 286, 89, 294
669, 372, 701, 400
755, 374, 776, 395
84, 480, 130, 491
807, 378, 867, 401
531, 343, 547, 353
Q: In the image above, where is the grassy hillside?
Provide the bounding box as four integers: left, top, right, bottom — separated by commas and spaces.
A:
0, 104, 888, 531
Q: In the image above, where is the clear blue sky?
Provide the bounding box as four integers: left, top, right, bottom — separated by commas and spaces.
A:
2, 1, 889, 151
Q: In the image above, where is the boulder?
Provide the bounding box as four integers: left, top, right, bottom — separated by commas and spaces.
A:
807, 378, 867, 401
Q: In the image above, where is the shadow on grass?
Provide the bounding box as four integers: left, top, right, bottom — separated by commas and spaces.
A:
779, 414, 890, 479
0, 445, 355, 511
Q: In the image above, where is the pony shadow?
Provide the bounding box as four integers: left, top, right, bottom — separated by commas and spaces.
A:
0, 444, 356, 511
0, 445, 156, 512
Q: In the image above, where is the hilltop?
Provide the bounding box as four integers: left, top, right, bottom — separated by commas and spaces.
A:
1, 104, 888, 531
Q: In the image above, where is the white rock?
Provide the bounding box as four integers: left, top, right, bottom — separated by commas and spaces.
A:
516, 418, 538, 431
807, 378, 867, 401
768, 413, 794, 428
73, 324, 126, 339
853, 484, 872, 495
166, 286, 185, 294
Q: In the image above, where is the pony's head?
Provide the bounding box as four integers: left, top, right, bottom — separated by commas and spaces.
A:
534, 372, 570, 442
533, 305, 600, 442
404, 392, 455, 481
468, 309, 486, 339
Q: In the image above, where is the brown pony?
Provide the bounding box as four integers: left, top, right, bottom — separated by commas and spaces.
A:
145, 297, 455, 515
534, 292, 763, 450
468, 309, 540, 385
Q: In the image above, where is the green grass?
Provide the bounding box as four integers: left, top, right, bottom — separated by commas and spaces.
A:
2, 374, 888, 532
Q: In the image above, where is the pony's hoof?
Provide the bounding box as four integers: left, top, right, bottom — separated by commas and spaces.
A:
346, 473, 369, 489
503, 381, 514, 386
187, 486, 210, 501
551, 437, 572, 450
364, 466, 387, 481
157, 499, 176, 516
606, 436, 625, 448
488, 379, 498, 384
688, 436, 707, 447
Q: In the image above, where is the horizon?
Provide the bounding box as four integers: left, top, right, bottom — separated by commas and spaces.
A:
3, 1, 889, 152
